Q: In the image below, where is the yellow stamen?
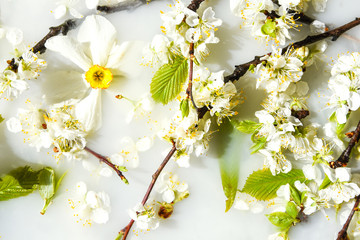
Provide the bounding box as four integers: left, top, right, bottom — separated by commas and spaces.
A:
85, 65, 113, 89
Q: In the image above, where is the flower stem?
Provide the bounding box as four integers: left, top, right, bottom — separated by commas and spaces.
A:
120, 141, 177, 240
224, 17, 360, 83
84, 146, 129, 184
337, 195, 360, 240
329, 119, 360, 169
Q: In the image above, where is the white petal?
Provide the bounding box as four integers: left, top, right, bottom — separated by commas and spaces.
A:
6, 28, 23, 46
86, 0, 99, 9
75, 181, 87, 196
6, 117, 22, 133
105, 42, 130, 69
74, 89, 102, 132
136, 137, 152, 152
42, 70, 88, 104
53, 5, 67, 19
163, 189, 175, 203
91, 208, 109, 224
77, 15, 117, 66
86, 191, 99, 208
336, 167, 351, 182
99, 167, 113, 177
110, 153, 124, 166
45, 36, 92, 71
69, 7, 83, 19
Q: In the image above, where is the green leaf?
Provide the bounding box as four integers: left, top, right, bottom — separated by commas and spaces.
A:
242, 169, 306, 200
261, 19, 277, 38
218, 120, 241, 212
250, 135, 267, 154
286, 202, 298, 219
289, 185, 301, 206
39, 168, 66, 214
180, 99, 190, 118
150, 55, 188, 104
267, 212, 294, 231
248, 64, 255, 73
232, 120, 262, 134
0, 166, 40, 201
39, 168, 55, 214
0, 114, 4, 123
319, 174, 332, 190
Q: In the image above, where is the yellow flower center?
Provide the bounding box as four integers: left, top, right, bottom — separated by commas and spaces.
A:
85, 65, 113, 89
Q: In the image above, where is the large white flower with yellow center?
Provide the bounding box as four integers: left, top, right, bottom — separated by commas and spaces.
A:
45, 15, 137, 132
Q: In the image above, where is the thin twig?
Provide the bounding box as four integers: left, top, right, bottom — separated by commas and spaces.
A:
337, 195, 360, 240
120, 141, 177, 240
224, 17, 360, 83
264, 10, 315, 25
84, 146, 129, 184
186, 42, 198, 111
330, 120, 360, 169
97, 0, 150, 13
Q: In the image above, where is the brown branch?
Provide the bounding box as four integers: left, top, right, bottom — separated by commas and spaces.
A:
120, 141, 177, 240
84, 146, 129, 184
31, 19, 80, 55
291, 109, 309, 120
97, 0, 150, 13
337, 195, 360, 240
187, 0, 206, 12
329, 120, 360, 169
186, 42, 198, 111
224, 17, 360, 83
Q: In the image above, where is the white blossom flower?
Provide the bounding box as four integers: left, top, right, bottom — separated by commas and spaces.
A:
45, 15, 137, 133
128, 203, 159, 230
109, 136, 153, 169
0, 70, 28, 100
18, 51, 47, 80
142, 34, 171, 67
260, 149, 292, 175
155, 172, 189, 203
320, 167, 360, 204
5, 28, 23, 46
7, 103, 87, 160
233, 192, 264, 213
68, 181, 111, 225
53, 0, 83, 19
256, 48, 304, 93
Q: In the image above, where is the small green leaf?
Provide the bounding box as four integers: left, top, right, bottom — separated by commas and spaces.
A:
39, 167, 55, 214
115, 232, 124, 240
0, 114, 4, 123
150, 55, 188, 104
180, 99, 190, 118
250, 135, 267, 154
319, 174, 332, 190
267, 212, 294, 231
117, 166, 128, 172
218, 121, 241, 212
0, 166, 40, 201
289, 185, 301, 206
232, 120, 262, 134
286, 202, 298, 219
329, 112, 336, 122
242, 169, 306, 200
261, 19, 277, 38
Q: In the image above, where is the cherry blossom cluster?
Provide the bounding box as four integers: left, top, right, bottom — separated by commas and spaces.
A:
230, 0, 327, 45
328, 52, 360, 124
6, 103, 87, 160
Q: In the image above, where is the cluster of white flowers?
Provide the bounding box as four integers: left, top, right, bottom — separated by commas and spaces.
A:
0, 51, 46, 100
143, 0, 222, 67
155, 172, 189, 203
6, 103, 87, 160
158, 109, 211, 168
328, 52, 360, 124
68, 181, 111, 225
193, 67, 241, 124
230, 0, 327, 45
